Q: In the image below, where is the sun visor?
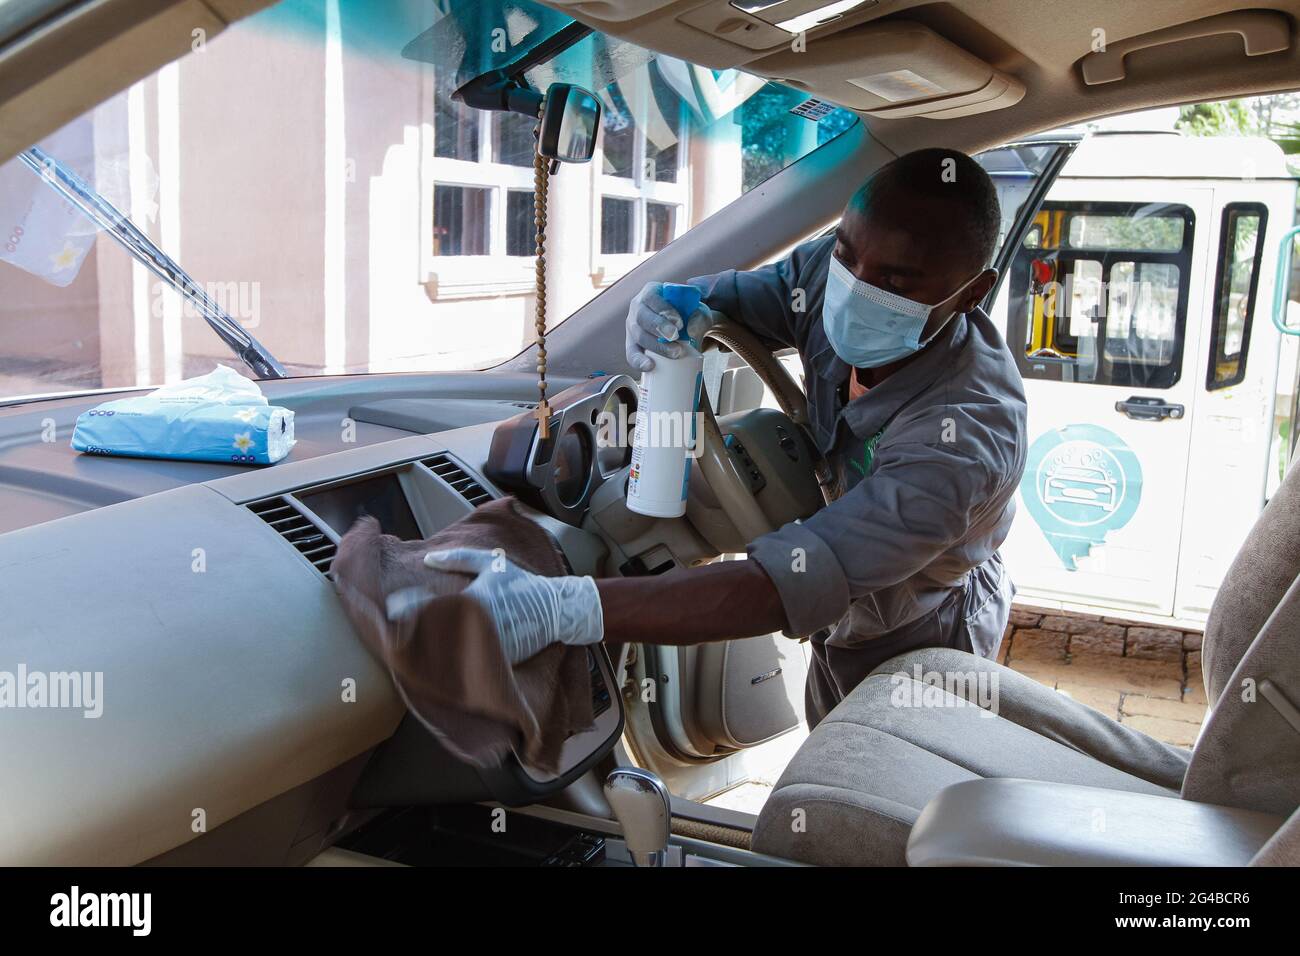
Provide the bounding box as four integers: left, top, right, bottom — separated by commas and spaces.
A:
540, 0, 890, 68
537, 3, 1024, 118
753, 20, 1024, 119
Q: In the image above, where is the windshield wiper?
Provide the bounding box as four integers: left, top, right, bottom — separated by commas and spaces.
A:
19, 147, 286, 380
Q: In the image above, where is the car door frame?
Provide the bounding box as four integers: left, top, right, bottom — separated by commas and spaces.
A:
980, 133, 1083, 312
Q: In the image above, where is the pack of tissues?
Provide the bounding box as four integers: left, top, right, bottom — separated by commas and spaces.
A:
71, 365, 296, 466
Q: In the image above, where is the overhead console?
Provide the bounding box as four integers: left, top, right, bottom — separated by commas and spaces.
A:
540, 0, 1025, 118
755, 19, 1024, 119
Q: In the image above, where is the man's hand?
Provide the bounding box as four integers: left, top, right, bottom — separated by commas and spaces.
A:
625, 281, 715, 372
424, 547, 604, 664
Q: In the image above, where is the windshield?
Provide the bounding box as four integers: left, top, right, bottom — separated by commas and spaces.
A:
0, 0, 856, 401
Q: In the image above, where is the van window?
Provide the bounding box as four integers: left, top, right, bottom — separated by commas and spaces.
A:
1007, 201, 1195, 389
1207, 203, 1268, 391
1064, 212, 1185, 251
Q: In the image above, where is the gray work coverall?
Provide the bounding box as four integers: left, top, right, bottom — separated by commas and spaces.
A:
691, 234, 1028, 727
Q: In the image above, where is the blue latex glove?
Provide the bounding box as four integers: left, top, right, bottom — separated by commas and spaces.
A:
624, 281, 715, 372
423, 547, 604, 664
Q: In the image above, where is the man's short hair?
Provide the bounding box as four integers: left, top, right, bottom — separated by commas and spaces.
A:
850, 148, 1002, 271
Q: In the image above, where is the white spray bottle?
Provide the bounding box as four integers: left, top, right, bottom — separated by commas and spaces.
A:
626, 283, 705, 519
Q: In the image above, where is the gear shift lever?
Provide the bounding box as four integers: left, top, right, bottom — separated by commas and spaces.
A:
604, 767, 673, 867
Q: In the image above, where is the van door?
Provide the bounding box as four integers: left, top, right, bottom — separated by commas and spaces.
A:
990, 183, 1214, 618
1176, 187, 1296, 619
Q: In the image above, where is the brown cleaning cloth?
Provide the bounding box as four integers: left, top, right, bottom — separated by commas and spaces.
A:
331, 496, 595, 776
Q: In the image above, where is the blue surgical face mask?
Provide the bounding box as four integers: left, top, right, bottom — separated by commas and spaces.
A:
822, 255, 980, 368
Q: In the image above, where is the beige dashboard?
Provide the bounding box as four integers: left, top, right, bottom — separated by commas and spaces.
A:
0, 422, 613, 865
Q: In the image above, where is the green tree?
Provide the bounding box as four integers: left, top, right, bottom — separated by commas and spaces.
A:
1176, 99, 1256, 137
1249, 92, 1300, 134
1268, 119, 1300, 157
1176, 95, 1300, 177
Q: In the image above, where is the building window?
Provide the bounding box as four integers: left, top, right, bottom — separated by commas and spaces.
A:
1207, 203, 1267, 391
601, 197, 635, 254
594, 61, 688, 262
433, 184, 490, 256
645, 68, 682, 184
506, 189, 535, 257
645, 201, 677, 252
601, 86, 636, 179
493, 113, 537, 168
434, 69, 479, 162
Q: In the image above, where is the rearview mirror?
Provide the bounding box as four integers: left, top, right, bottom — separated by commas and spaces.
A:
537, 83, 601, 164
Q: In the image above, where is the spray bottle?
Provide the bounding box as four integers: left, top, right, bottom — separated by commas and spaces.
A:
626, 283, 705, 519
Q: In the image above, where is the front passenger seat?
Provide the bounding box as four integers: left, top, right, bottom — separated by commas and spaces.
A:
752, 460, 1300, 866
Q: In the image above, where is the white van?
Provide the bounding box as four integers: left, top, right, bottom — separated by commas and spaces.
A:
985, 129, 1299, 627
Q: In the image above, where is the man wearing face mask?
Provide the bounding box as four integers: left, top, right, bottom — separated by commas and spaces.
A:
427, 147, 1025, 728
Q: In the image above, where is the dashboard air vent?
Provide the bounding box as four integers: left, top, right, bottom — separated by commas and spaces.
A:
249, 497, 336, 576
423, 453, 493, 507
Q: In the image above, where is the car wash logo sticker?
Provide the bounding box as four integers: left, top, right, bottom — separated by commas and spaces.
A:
1020, 424, 1142, 570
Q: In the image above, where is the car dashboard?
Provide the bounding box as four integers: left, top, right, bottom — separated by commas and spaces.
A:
0, 373, 634, 866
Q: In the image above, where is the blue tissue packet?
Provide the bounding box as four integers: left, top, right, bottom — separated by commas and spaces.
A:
71, 365, 296, 466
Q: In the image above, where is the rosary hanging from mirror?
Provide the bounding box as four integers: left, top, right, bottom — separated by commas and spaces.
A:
531, 95, 557, 440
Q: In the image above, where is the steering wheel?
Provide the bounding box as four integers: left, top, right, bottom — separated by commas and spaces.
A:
691, 318, 833, 544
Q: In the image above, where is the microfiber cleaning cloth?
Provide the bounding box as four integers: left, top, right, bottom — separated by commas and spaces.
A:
331, 496, 596, 775
71, 364, 295, 466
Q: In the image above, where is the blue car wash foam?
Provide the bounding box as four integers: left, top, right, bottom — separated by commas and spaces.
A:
626, 283, 705, 519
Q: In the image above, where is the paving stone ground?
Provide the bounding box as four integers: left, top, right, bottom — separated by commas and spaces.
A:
999, 606, 1207, 748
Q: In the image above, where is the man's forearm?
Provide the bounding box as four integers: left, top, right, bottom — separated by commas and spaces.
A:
596, 558, 789, 645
